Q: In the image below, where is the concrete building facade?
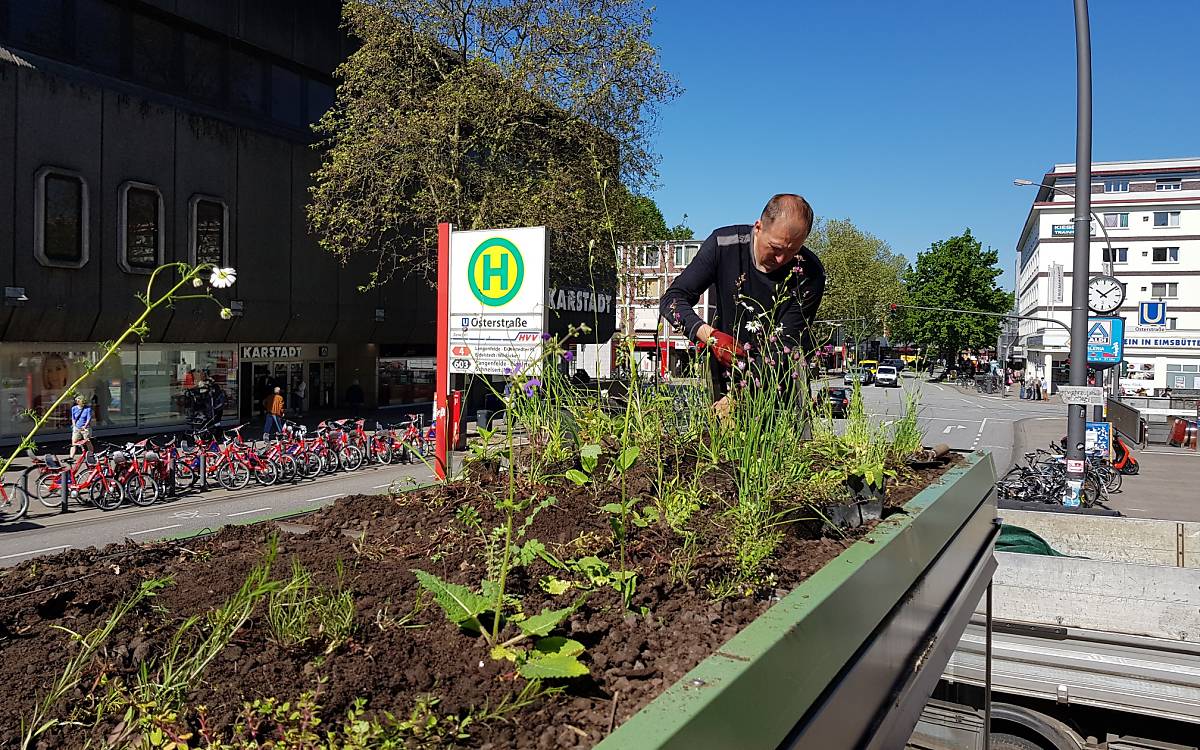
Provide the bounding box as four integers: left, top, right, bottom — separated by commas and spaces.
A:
0, 0, 441, 443
1015, 157, 1200, 396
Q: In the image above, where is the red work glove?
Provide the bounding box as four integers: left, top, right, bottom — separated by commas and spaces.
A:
701, 329, 743, 368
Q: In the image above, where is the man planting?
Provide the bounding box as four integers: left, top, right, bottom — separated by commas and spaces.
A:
659, 193, 827, 408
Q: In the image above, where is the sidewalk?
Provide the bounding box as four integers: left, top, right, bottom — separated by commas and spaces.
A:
1013, 416, 1200, 522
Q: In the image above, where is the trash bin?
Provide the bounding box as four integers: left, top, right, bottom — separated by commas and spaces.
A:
476, 410, 492, 431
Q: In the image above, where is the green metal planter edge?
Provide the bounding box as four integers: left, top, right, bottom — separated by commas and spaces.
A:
596, 451, 997, 750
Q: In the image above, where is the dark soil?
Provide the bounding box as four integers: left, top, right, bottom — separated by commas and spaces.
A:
0, 457, 956, 748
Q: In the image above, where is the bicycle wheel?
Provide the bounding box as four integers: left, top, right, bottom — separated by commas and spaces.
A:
274, 455, 298, 483
89, 477, 125, 511
339, 445, 364, 471
35, 472, 66, 509
253, 461, 279, 486
218, 462, 251, 491
124, 474, 158, 507
1100, 465, 1122, 493
173, 460, 196, 492
0, 482, 29, 522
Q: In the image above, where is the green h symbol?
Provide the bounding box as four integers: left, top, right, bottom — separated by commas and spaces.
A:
482, 250, 509, 292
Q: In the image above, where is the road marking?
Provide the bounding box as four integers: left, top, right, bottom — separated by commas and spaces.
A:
128, 524, 182, 536
226, 507, 272, 518
1140, 450, 1200, 457
931, 383, 945, 392
0, 544, 71, 560
307, 493, 344, 503
972, 418, 988, 450
372, 483, 392, 489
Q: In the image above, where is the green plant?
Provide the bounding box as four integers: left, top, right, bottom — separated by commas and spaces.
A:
135, 539, 280, 710
268, 558, 356, 652
668, 533, 699, 587
411, 569, 588, 678
21, 577, 170, 750
889, 388, 924, 464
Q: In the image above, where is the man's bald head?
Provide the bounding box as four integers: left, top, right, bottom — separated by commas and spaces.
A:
760, 193, 814, 234
751, 193, 814, 273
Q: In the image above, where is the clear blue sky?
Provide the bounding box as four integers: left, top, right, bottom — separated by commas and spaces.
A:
646, 0, 1200, 287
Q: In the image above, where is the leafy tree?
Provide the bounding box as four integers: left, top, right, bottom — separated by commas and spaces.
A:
624, 194, 670, 241
900, 230, 1013, 363
668, 213, 695, 240
309, 0, 680, 283
807, 219, 907, 347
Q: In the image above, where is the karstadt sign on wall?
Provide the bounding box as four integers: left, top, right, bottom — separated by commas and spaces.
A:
448, 226, 547, 375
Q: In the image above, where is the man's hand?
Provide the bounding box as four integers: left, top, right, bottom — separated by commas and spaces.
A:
698, 326, 743, 368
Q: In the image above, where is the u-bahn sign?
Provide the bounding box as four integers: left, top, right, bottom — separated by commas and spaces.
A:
448, 226, 547, 375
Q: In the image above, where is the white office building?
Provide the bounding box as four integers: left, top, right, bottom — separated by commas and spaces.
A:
1015, 157, 1200, 395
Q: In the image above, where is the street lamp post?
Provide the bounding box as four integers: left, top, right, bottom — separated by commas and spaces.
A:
1063, 0, 1093, 506
1012, 179, 1115, 277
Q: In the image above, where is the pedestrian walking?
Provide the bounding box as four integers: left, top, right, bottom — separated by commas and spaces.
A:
69, 395, 92, 459
292, 379, 306, 415
658, 193, 826, 415
1040, 375, 1050, 400
263, 386, 285, 440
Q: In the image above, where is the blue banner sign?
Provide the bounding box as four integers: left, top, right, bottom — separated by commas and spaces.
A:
1086, 421, 1112, 459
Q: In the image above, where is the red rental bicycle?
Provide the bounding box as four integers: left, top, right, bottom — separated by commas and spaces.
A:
30, 450, 126, 511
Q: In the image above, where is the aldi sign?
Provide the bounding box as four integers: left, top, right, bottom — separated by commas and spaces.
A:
1086, 317, 1124, 365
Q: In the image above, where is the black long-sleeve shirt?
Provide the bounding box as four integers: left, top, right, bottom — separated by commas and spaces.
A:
659, 224, 826, 354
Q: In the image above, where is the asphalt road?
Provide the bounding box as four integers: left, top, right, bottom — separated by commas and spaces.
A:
846, 372, 1064, 472
0, 459, 440, 567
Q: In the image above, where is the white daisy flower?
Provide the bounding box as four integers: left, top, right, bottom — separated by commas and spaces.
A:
219, 307, 233, 320
744, 320, 762, 333
192, 277, 204, 288
209, 267, 237, 288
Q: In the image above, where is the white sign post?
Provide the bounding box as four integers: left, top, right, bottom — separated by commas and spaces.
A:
1058, 385, 1106, 407
447, 226, 547, 375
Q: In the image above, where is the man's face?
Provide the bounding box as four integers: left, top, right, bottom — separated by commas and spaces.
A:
752, 217, 810, 273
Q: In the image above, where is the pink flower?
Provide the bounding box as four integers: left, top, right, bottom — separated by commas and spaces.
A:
783, 346, 791, 354
743, 342, 752, 352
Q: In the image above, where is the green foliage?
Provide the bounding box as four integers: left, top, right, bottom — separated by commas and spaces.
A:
808, 218, 908, 343
411, 569, 589, 677
309, 0, 679, 282
900, 229, 1014, 359
266, 558, 355, 651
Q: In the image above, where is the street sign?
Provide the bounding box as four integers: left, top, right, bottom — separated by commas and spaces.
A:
1138, 301, 1167, 326
1059, 385, 1106, 406
1049, 263, 1064, 304
448, 226, 547, 375
1086, 316, 1124, 365
1086, 421, 1112, 459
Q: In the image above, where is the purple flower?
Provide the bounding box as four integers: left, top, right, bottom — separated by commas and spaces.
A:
791, 371, 800, 379
563, 351, 575, 362
743, 342, 752, 352
502, 367, 513, 376
766, 358, 775, 366
541, 332, 553, 341
753, 377, 762, 388
791, 265, 804, 275
523, 378, 543, 397
783, 346, 791, 354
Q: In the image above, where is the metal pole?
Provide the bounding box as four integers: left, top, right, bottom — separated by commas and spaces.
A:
984, 581, 993, 750
1065, 0, 1092, 506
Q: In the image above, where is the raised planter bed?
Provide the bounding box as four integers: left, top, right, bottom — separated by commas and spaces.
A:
0, 450, 994, 749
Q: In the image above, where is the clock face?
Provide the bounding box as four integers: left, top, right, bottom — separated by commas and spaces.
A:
1088, 275, 1124, 313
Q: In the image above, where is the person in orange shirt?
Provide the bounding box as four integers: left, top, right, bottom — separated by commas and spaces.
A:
263, 386, 285, 440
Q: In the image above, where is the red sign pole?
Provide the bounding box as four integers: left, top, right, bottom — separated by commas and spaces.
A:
434, 222, 451, 479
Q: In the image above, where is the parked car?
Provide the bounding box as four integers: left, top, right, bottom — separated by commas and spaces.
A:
815, 386, 852, 418
875, 365, 900, 387
844, 367, 873, 385
882, 358, 905, 372
858, 359, 879, 374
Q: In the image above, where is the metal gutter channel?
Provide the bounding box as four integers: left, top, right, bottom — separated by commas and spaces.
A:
596, 452, 997, 750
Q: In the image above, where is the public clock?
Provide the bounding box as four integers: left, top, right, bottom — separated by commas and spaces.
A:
1087, 274, 1124, 314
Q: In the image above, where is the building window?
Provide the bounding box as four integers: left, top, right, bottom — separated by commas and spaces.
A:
1102, 247, 1128, 264
1103, 179, 1129, 193
34, 167, 89, 268
1150, 282, 1178, 298
1153, 211, 1180, 227
1151, 247, 1179, 263
1102, 212, 1129, 229
190, 196, 228, 268
633, 246, 660, 267
673, 244, 698, 267
118, 182, 164, 273
1156, 179, 1182, 191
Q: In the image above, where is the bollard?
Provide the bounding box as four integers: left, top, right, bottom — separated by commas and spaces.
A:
60, 471, 69, 514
